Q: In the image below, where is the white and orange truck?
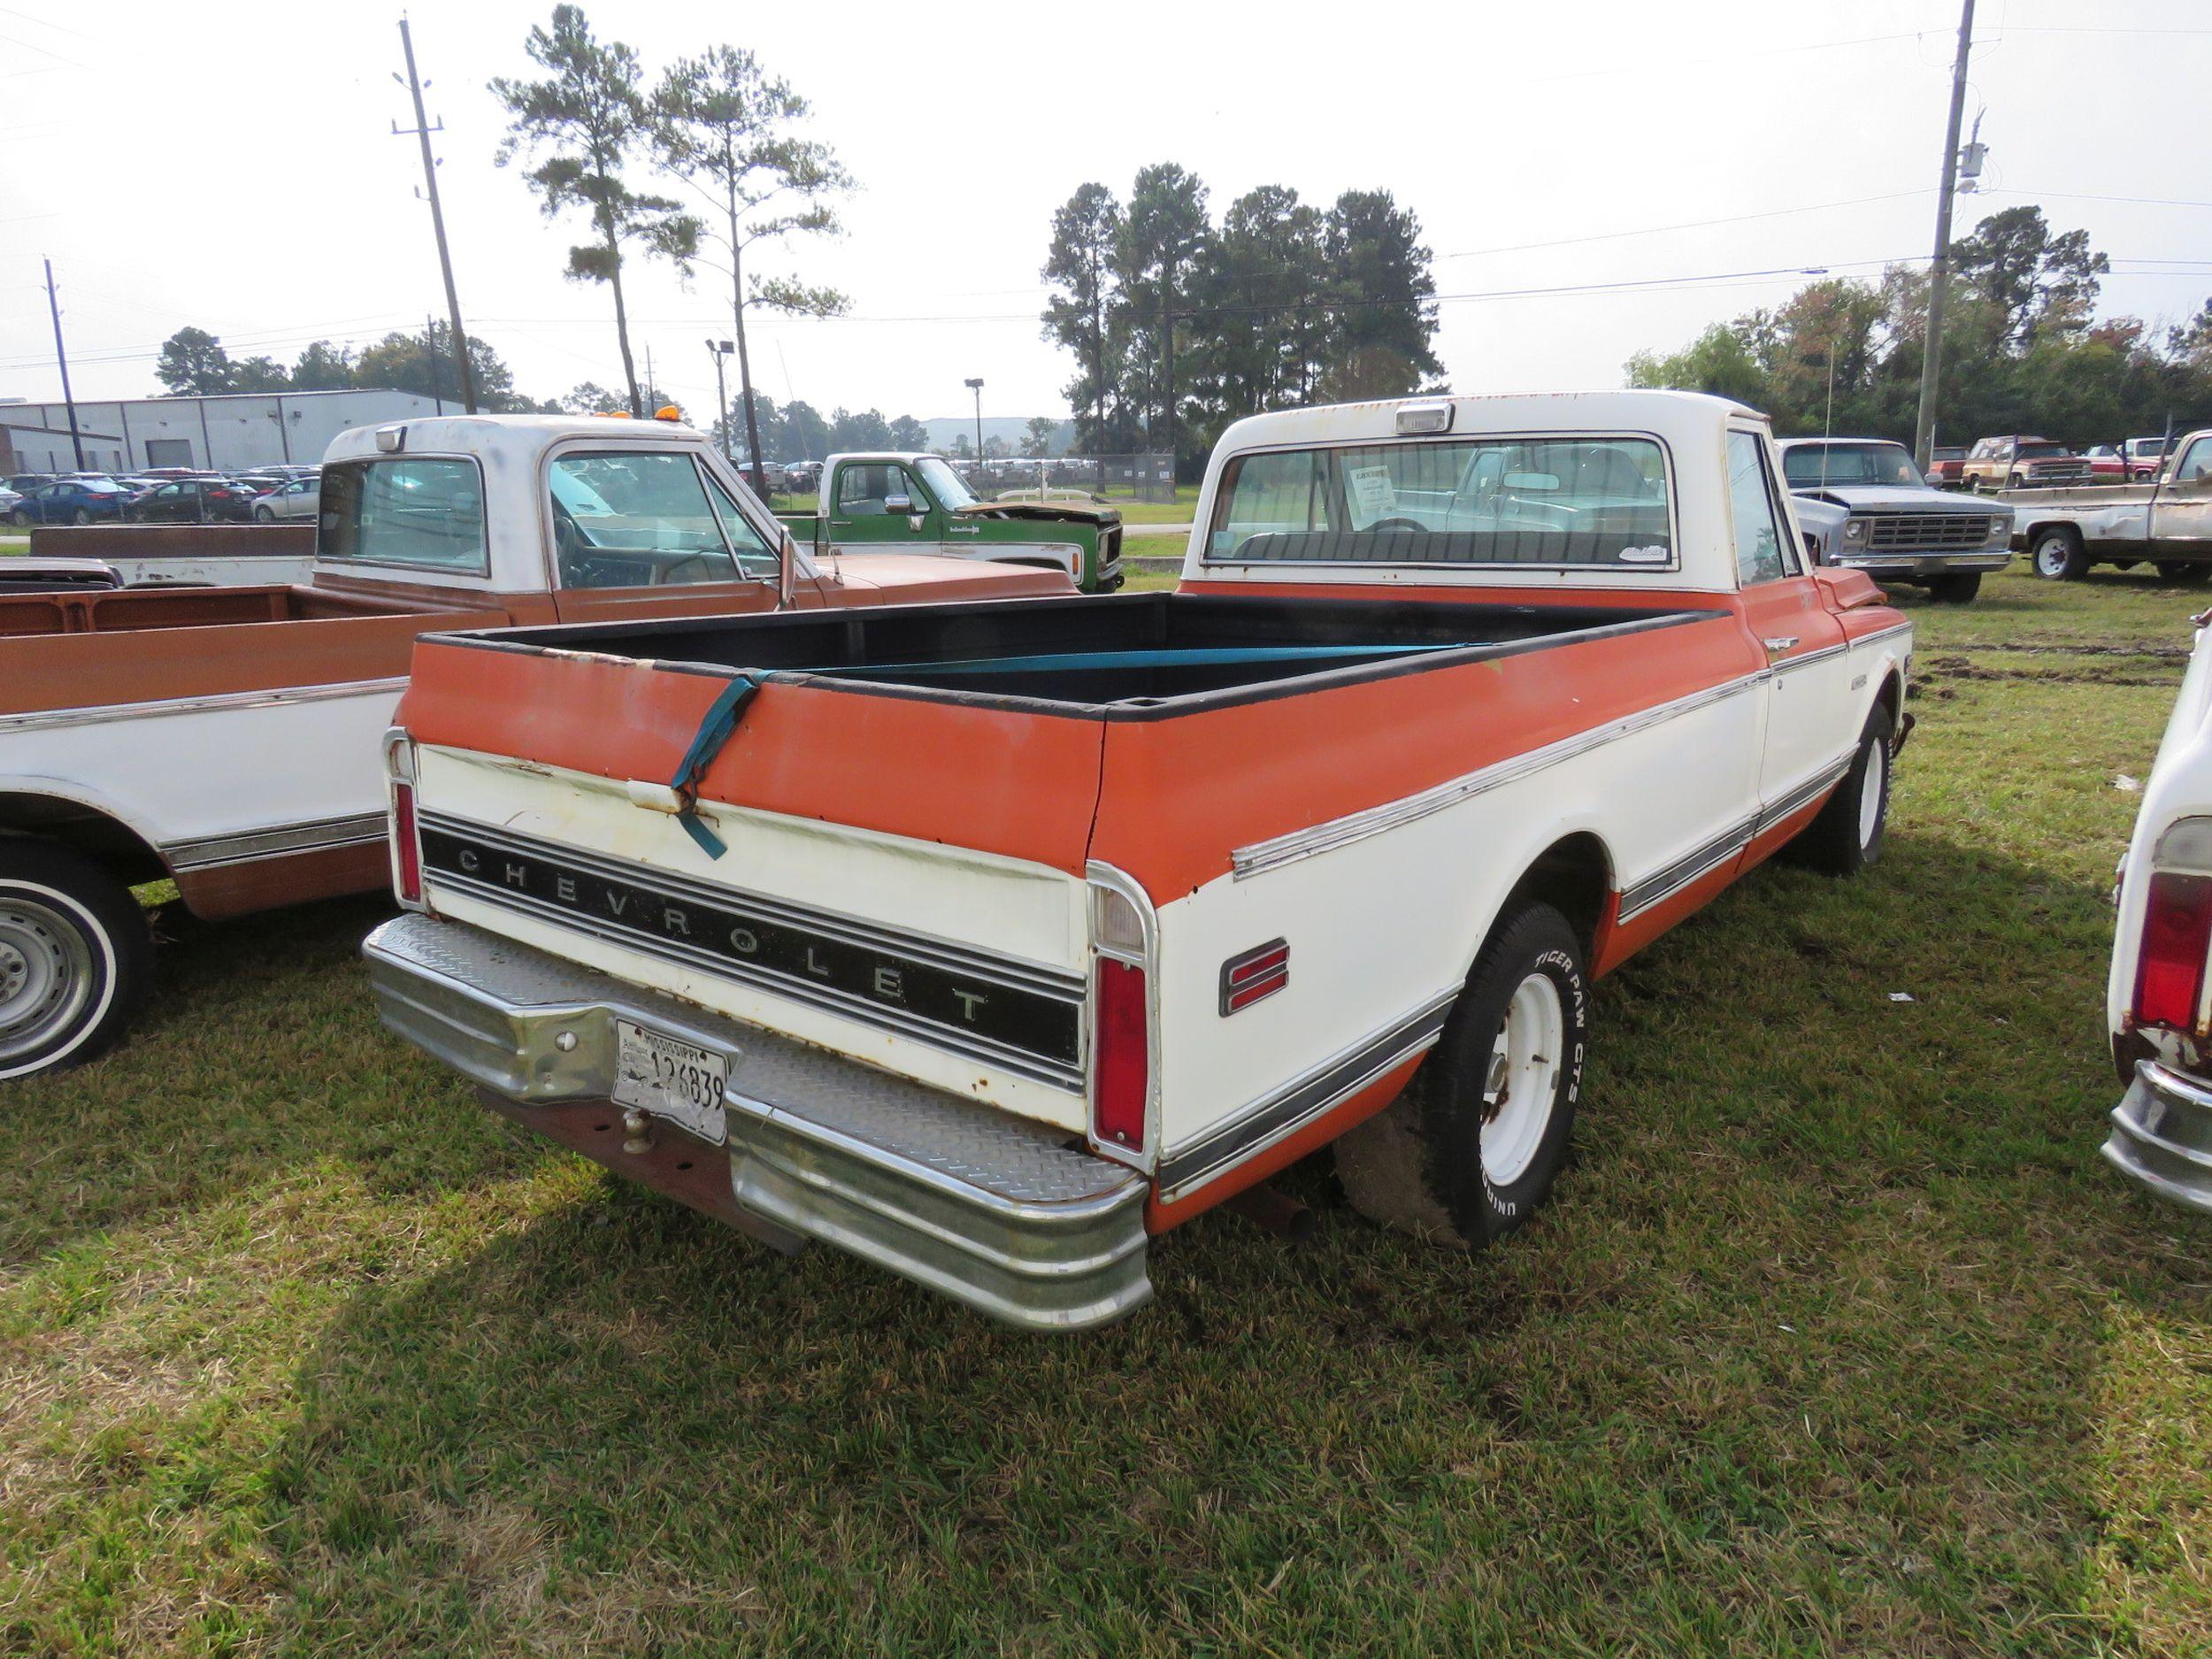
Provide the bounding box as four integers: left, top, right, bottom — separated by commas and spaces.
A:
365, 391, 1914, 1329
0, 413, 1071, 1080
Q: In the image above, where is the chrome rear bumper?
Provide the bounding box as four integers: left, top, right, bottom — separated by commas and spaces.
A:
2103, 1059, 2212, 1215
364, 913, 1152, 1330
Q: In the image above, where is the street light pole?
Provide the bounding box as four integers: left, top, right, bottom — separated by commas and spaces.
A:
965, 377, 985, 462
1913, 0, 1977, 472
707, 339, 733, 465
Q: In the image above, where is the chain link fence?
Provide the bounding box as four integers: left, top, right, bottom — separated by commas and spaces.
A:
961, 453, 1179, 504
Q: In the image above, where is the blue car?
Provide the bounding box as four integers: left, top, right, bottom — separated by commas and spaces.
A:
6, 479, 134, 526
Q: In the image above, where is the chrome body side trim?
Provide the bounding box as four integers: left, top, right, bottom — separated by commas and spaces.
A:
165, 810, 390, 871
1231, 671, 1764, 879
1156, 989, 1457, 1202
0, 675, 409, 736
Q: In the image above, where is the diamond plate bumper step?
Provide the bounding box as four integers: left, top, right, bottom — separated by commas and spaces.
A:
365, 912, 1152, 1330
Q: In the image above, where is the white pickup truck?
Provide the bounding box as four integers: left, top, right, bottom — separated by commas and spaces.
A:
2010, 427, 2212, 581
365, 390, 1914, 1330
0, 414, 1068, 1079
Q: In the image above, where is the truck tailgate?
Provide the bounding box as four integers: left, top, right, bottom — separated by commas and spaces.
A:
397, 634, 1107, 1129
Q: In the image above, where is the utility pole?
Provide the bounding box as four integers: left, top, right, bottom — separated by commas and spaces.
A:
425, 312, 446, 413
645, 342, 656, 412
965, 377, 985, 462
394, 17, 478, 413
1912, 0, 1976, 472
42, 258, 83, 471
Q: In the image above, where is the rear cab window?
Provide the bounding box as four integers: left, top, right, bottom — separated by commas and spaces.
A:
1204, 434, 1675, 570
320, 457, 488, 575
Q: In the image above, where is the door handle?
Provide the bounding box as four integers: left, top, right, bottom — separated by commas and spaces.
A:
1763, 635, 1800, 657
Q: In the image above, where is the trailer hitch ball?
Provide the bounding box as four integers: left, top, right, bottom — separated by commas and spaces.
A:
621, 1107, 652, 1155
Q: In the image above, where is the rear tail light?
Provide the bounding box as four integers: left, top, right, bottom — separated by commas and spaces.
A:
1093, 958, 1148, 1148
1088, 872, 1154, 1159
2132, 817, 2212, 1030
385, 729, 424, 910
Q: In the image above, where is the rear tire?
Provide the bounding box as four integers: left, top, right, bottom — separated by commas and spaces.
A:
2007, 472, 2025, 490
254, 505, 275, 523
71, 509, 91, 526
2032, 526, 2089, 581
1336, 902, 1588, 1248
1927, 572, 1982, 603
2157, 561, 2212, 585
0, 841, 152, 1081
8, 510, 28, 527
1786, 705, 1894, 878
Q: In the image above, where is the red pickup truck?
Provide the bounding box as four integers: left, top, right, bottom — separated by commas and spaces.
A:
365, 391, 1914, 1329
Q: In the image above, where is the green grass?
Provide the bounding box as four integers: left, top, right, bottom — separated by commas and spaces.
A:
5, 565, 2212, 1655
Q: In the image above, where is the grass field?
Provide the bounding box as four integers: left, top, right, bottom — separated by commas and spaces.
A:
4, 565, 2211, 1655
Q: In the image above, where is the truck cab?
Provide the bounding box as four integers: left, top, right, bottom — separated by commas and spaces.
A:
780, 451, 1124, 592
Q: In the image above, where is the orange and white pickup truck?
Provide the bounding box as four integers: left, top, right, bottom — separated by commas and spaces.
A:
365, 390, 1914, 1330
0, 414, 1070, 1080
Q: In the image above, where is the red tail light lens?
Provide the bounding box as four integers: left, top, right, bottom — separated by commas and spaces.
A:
2135, 871, 2212, 1030
392, 780, 423, 906
1093, 956, 1148, 1148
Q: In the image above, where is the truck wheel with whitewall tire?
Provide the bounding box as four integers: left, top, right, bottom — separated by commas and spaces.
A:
1335, 901, 1588, 1249
2031, 526, 2089, 581
1927, 572, 1982, 603
1786, 703, 1894, 879
0, 840, 152, 1082
2157, 561, 2212, 585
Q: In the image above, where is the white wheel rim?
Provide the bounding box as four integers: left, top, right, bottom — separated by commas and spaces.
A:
0, 895, 95, 1065
2037, 538, 2068, 576
1480, 972, 1563, 1187
1857, 737, 1886, 849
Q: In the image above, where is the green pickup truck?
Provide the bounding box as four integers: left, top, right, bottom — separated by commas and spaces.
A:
779, 452, 1124, 593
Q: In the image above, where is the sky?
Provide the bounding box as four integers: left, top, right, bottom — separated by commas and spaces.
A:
4, 0, 2209, 432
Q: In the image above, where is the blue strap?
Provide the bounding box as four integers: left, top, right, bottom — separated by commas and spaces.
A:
663, 642, 1461, 859
804, 642, 1465, 678
668, 672, 757, 859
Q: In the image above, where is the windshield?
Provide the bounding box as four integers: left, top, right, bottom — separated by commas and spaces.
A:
1781, 442, 1923, 489
2019, 442, 2068, 458
912, 455, 980, 511
1207, 436, 1673, 569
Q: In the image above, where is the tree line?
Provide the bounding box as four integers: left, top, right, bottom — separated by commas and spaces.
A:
152, 322, 547, 411
1041, 167, 1443, 473
1626, 205, 2212, 451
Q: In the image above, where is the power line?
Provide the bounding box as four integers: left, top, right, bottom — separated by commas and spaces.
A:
1442, 190, 1932, 262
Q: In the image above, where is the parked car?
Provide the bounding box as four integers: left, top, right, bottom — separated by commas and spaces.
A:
0, 487, 20, 514
0, 412, 1073, 1079
4, 473, 57, 495
1926, 445, 1969, 488
1778, 436, 2014, 603
2104, 612, 2212, 1212
1959, 435, 2094, 492
2085, 444, 2131, 481
230, 473, 286, 496
250, 475, 320, 521
2124, 436, 2172, 481
780, 451, 1125, 591
2009, 426, 2212, 580
366, 389, 1912, 1329
127, 478, 262, 523
780, 460, 821, 491
7, 479, 134, 526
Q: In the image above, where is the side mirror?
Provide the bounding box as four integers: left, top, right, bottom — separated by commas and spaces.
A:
778, 528, 799, 607
883, 494, 912, 513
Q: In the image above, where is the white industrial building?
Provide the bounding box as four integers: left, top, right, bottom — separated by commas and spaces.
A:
0, 388, 444, 474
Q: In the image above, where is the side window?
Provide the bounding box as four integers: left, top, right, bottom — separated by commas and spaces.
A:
2176, 439, 2212, 485
703, 471, 780, 579
836, 464, 902, 515
546, 452, 741, 589
1725, 431, 1793, 587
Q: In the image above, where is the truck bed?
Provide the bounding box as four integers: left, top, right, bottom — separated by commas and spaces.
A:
1, 583, 501, 717
468, 592, 1709, 712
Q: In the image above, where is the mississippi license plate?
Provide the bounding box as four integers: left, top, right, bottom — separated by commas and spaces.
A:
611, 1020, 728, 1143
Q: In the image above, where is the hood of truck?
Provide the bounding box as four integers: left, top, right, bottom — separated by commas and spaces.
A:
1794, 484, 2001, 515
824, 553, 1077, 601
952, 500, 1122, 528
